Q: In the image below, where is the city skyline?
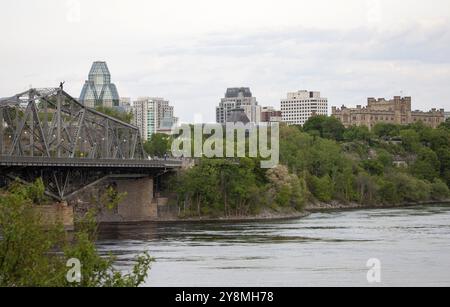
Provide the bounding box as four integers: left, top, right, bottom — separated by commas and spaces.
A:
1, 0, 450, 123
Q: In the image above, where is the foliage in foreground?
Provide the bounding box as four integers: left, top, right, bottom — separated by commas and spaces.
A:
0, 180, 153, 287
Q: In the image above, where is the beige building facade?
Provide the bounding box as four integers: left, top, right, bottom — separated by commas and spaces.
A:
133, 97, 178, 141
332, 96, 445, 129
281, 90, 328, 126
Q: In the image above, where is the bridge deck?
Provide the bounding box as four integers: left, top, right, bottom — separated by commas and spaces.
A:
0, 156, 182, 169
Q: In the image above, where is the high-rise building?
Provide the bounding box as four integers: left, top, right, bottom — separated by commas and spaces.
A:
79, 61, 120, 108
281, 90, 328, 126
216, 88, 261, 124
133, 97, 178, 141
261, 106, 283, 123
133, 98, 157, 142
119, 97, 132, 113
332, 96, 445, 129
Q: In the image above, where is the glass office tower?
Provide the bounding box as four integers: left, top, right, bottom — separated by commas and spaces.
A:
79, 61, 120, 108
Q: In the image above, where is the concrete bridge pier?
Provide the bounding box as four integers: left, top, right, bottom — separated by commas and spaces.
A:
34, 175, 168, 228
97, 176, 158, 223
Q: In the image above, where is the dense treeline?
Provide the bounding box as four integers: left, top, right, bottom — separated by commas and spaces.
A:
171, 158, 307, 217
283, 117, 450, 205
170, 117, 450, 217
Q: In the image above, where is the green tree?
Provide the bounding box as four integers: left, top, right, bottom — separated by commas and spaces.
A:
436, 147, 450, 187
307, 175, 333, 202
267, 165, 307, 210
343, 126, 374, 142
410, 147, 440, 182
0, 180, 153, 287
332, 166, 357, 203
361, 160, 384, 176
387, 172, 431, 202
355, 172, 378, 204
400, 129, 421, 152
378, 179, 399, 204
427, 128, 450, 152
303, 115, 345, 141
322, 116, 346, 141
144, 133, 171, 157
303, 116, 326, 135
430, 179, 450, 200
226, 158, 260, 215
376, 149, 393, 168
373, 123, 400, 138
95, 106, 133, 124
439, 118, 450, 130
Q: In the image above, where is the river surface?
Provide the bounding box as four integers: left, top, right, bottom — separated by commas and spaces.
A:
97, 204, 450, 287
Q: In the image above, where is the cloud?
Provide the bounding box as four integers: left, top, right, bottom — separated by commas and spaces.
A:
1, 1, 450, 123
148, 21, 450, 64
125, 22, 450, 121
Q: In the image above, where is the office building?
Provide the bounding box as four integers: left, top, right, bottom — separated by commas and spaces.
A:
119, 97, 132, 113
261, 106, 283, 123
216, 87, 261, 124
133, 97, 178, 140
79, 61, 120, 108
281, 90, 328, 126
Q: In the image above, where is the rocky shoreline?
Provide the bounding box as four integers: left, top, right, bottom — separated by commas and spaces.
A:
305, 199, 450, 211
97, 200, 450, 225
159, 200, 450, 223
174, 210, 311, 223
99, 209, 310, 224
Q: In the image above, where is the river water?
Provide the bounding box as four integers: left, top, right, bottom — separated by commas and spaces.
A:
97, 204, 450, 287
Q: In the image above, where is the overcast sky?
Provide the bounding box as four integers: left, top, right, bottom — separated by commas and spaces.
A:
1, 0, 450, 122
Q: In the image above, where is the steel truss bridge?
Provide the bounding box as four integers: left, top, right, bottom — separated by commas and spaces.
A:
0, 86, 181, 201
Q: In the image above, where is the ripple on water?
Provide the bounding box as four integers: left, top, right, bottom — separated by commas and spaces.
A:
96, 204, 450, 287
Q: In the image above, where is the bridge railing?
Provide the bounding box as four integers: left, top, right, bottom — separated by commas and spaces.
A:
0, 155, 183, 168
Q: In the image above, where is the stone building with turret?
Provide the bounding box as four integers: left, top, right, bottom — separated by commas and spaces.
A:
332, 96, 445, 129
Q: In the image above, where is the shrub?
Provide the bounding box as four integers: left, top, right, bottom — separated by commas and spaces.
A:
361, 160, 384, 176
0, 180, 153, 287
387, 173, 431, 203
410, 147, 441, 182
308, 175, 333, 202
431, 179, 450, 200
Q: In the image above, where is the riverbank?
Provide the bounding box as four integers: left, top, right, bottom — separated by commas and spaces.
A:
175, 209, 310, 223
305, 199, 450, 212
156, 199, 450, 223
97, 200, 450, 225
99, 208, 310, 225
